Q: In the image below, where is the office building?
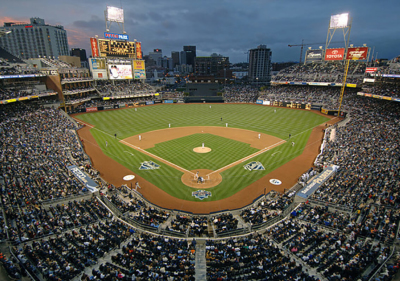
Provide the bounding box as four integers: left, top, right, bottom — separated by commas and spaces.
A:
194, 53, 229, 76
171, 51, 180, 68
183, 46, 196, 66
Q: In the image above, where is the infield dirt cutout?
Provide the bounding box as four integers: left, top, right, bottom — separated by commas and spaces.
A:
193, 146, 212, 153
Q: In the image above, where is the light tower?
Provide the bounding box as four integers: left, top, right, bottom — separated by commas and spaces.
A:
325, 13, 352, 50
105, 6, 126, 34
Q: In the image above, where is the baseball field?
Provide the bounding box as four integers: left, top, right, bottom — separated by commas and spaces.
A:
75, 103, 334, 213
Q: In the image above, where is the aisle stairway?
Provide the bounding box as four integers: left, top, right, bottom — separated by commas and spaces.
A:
195, 240, 207, 280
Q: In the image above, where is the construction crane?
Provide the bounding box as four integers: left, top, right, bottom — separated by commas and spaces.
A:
288, 39, 346, 64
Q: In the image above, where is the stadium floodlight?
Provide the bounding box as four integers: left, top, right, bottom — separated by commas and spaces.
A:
330, 13, 349, 29
106, 6, 124, 23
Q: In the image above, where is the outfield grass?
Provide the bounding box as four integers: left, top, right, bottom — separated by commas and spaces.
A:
76, 104, 329, 201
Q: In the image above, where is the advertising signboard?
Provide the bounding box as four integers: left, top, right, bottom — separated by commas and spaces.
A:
365, 67, 378, 73
346, 47, 368, 60
90, 38, 99, 57
305, 49, 323, 62
136, 42, 142, 59
325, 48, 345, 61
89, 58, 108, 80
104, 32, 129, 41
133, 60, 146, 79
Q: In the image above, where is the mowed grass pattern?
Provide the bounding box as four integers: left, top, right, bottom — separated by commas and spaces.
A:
146, 133, 259, 171
76, 104, 330, 202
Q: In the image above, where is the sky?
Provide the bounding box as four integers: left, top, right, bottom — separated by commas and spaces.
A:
1, 0, 399, 63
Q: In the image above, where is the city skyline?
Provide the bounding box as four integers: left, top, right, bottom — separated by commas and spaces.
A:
1, 0, 399, 63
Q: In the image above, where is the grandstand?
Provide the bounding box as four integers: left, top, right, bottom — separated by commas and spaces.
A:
0, 51, 400, 281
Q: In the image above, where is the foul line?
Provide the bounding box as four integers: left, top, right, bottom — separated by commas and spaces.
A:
73, 118, 95, 129
120, 139, 194, 175
74, 117, 194, 175
206, 140, 286, 177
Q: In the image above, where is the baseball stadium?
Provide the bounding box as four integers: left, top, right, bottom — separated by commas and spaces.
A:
0, 7, 400, 281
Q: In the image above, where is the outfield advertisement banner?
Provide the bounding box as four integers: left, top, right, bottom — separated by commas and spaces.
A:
164, 100, 174, 104
67, 165, 98, 192
86, 107, 98, 112
308, 82, 330, 86
325, 48, 345, 61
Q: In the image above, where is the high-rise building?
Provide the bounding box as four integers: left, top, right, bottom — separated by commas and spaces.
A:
70, 48, 87, 62
248, 45, 272, 85
183, 46, 196, 66
194, 53, 229, 76
171, 51, 180, 68
180, 51, 187, 65
149, 49, 162, 66
70, 48, 88, 68
0, 17, 69, 60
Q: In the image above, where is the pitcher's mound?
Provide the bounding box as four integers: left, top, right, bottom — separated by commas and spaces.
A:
193, 147, 211, 153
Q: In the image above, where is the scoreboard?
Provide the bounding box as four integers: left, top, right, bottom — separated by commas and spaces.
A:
98, 39, 136, 58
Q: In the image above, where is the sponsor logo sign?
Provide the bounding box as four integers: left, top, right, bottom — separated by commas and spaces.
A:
0, 74, 43, 79
325, 48, 345, 61
136, 42, 142, 59
67, 165, 98, 192
243, 161, 265, 171
86, 107, 98, 112
346, 47, 368, 60
192, 190, 212, 200
365, 67, 378, 73
298, 166, 337, 198
269, 179, 282, 185
306, 49, 323, 62
164, 100, 174, 104
104, 32, 129, 40
133, 60, 146, 79
139, 161, 160, 170
146, 101, 154, 105
90, 38, 99, 57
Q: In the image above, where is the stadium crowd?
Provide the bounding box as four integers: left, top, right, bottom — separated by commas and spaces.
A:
95, 80, 154, 97
223, 85, 259, 103
1, 55, 400, 281
273, 61, 366, 85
